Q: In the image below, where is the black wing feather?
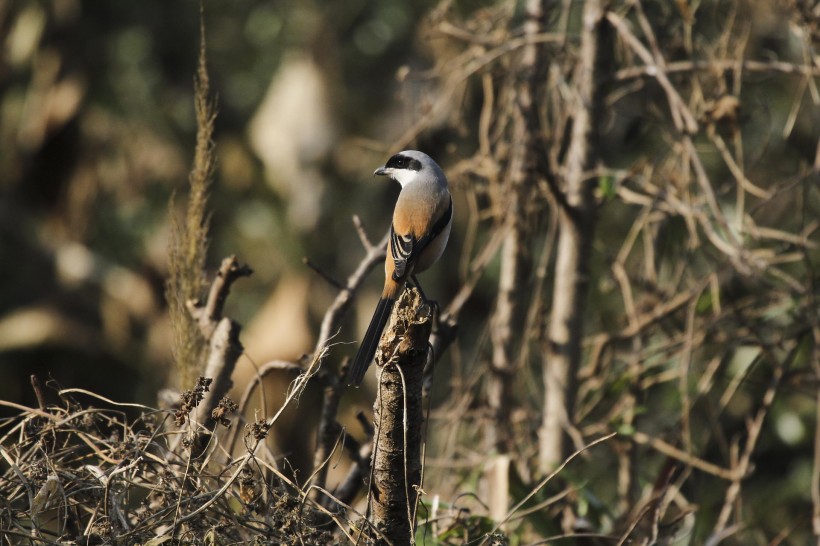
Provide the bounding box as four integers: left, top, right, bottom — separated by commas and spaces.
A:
347, 297, 396, 385
390, 226, 415, 280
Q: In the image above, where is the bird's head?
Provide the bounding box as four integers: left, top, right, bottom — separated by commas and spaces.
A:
374, 150, 446, 188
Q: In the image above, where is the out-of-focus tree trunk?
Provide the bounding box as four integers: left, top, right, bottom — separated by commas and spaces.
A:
488, 0, 544, 454
539, 0, 610, 472
485, 0, 546, 523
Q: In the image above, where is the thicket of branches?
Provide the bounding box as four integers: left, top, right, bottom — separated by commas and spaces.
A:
1, 0, 819, 545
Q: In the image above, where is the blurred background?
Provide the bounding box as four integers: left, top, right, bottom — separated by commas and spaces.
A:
1, 0, 819, 543
0, 0, 464, 406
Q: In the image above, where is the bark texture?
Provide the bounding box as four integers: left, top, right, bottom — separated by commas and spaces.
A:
369, 287, 432, 546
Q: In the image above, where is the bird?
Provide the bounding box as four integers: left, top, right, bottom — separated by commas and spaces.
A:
347, 150, 453, 386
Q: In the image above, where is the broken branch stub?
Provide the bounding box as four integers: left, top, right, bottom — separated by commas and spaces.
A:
369, 287, 433, 546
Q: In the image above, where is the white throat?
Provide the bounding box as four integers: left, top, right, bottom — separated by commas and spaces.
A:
392, 169, 419, 188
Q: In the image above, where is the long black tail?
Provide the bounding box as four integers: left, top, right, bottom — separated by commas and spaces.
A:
348, 297, 396, 385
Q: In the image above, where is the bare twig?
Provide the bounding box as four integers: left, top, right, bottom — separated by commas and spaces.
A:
30, 375, 47, 411
314, 226, 389, 354
334, 441, 373, 508
481, 433, 617, 545
606, 11, 698, 134
304, 222, 388, 505
187, 256, 253, 340
310, 370, 345, 505
187, 256, 251, 446
303, 257, 344, 290
707, 341, 796, 542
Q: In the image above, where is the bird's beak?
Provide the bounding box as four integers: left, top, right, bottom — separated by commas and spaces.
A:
374, 166, 389, 177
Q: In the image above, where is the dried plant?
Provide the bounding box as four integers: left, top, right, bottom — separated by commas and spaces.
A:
166, 10, 217, 390
0, 389, 333, 545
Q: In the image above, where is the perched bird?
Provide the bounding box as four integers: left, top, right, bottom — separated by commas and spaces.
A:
347, 150, 453, 386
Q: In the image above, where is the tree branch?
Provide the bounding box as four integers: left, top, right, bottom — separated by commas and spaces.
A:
362, 288, 433, 546
539, 0, 611, 472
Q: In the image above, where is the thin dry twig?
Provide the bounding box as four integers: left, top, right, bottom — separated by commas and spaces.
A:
480, 432, 617, 545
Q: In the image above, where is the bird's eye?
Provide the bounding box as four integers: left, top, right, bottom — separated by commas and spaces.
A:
386, 154, 407, 170
385, 153, 423, 171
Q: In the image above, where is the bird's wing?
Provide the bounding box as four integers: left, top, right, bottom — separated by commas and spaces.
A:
390, 225, 414, 279
390, 195, 452, 282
